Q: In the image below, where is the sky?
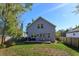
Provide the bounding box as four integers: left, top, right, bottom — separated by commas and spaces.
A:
19, 3, 79, 32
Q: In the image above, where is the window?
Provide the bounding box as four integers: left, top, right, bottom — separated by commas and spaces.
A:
73, 33, 75, 35
40, 34, 42, 37
37, 24, 44, 29
41, 24, 43, 28
48, 33, 50, 38
37, 24, 40, 29
37, 34, 39, 37
37, 34, 39, 36
43, 34, 45, 38
31, 35, 33, 38
31, 33, 36, 38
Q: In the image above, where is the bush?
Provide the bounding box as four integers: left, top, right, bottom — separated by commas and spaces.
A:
56, 37, 60, 41
56, 37, 62, 43
2, 44, 7, 48
0, 44, 7, 48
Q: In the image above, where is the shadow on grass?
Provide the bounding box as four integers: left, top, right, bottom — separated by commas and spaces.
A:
15, 42, 43, 45
1, 42, 43, 48
4, 37, 51, 48
63, 43, 79, 52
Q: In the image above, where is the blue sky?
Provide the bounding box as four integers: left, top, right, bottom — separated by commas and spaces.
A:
19, 3, 79, 32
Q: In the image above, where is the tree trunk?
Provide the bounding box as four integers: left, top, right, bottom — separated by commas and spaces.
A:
1, 23, 6, 45
1, 4, 7, 45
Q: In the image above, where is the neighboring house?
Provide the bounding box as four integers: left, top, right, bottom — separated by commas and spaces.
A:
27, 17, 56, 42
22, 32, 27, 37
66, 28, 79, 38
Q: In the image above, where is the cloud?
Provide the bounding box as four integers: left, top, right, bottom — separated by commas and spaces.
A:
33, 3, 40, 8
39, 3, 69, 16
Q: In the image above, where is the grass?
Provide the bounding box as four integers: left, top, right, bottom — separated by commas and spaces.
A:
0, 42, 79, 56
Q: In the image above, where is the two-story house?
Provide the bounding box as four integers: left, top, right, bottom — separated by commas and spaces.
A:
27, 17, 56, 42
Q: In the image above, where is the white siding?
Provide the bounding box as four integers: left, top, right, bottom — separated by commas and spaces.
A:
66, 32, 79, 38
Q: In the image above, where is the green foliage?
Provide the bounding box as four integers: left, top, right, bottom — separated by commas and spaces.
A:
73, 4, 79, 14
56, 29, 69, 38
56, 30, 63, 37
0, 3, 32, 38
75, 25, 79, 28
0, 19, 4, 34
56, 31, 61, 37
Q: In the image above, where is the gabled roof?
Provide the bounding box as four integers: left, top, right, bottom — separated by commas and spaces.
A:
27, 17, 56, 29
67, 28, 79, 33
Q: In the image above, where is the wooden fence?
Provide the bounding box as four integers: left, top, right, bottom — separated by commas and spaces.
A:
0, 36, 2, 44
60, 37, 79, 48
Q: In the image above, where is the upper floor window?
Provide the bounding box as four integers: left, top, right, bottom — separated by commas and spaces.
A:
37, 24, 40, 29
37, 24, 44, 29
41, 24, 43, 28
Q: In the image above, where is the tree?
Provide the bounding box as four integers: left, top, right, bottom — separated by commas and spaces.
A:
0, 3, 32, 45
75, 25, 79, 28
56, 29, 69, 38
73, 4, 79, 14
27, 23, 31, 28
0, 19, 4, 35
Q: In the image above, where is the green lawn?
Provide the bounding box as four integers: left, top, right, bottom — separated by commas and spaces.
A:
0, 42, 79, 56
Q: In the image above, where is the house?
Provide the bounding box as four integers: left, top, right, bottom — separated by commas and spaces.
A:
66, 28, 79, 38
22, 32, 27, 37
26, 17, 56, 42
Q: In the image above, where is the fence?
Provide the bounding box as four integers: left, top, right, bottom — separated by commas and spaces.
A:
60, 37, 79, 48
